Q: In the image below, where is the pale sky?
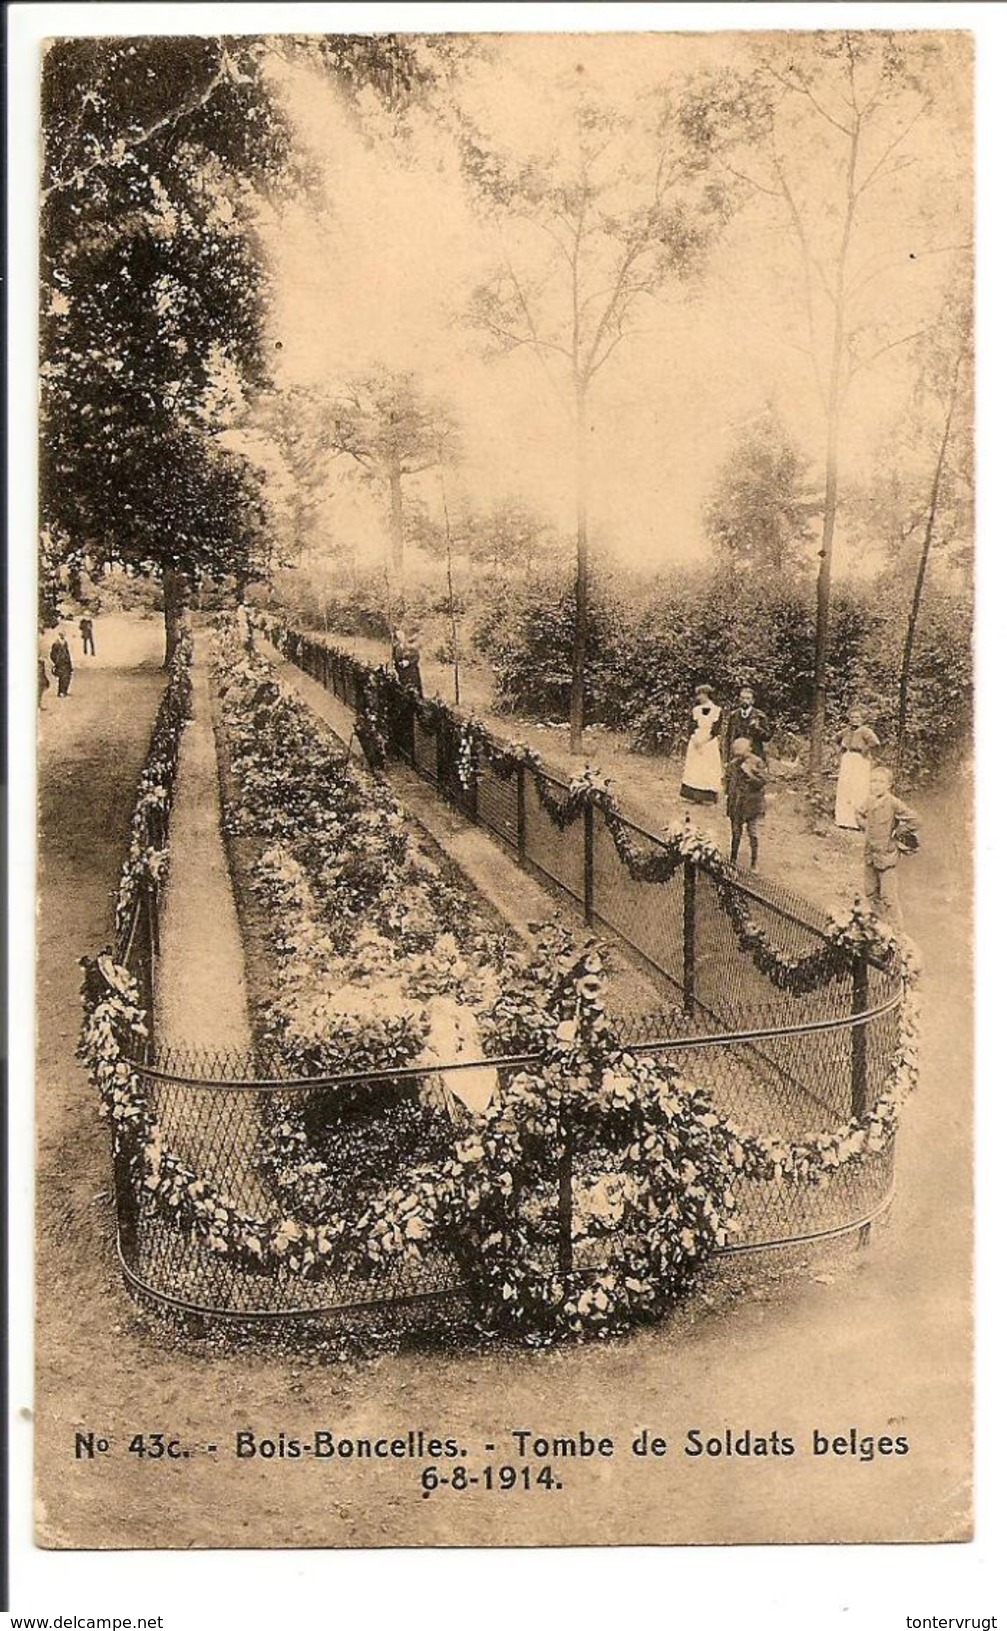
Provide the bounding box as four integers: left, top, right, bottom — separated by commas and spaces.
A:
257, 30, 972, 575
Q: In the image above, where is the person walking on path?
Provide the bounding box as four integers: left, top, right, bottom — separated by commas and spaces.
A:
680, 684, 722, 804
856, 764, 918, 928
725, 736, 768, 870
724, 685, 772, 761
50, 629, 73, 697
79, 614, 96, 656
834, 706, 880, 829
38, 633, 51, 708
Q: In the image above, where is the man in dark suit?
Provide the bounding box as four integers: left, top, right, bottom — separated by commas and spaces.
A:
724, 685, 772, 760
50, 629, 73, 697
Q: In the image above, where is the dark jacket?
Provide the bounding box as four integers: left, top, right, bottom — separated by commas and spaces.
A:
50, 637, 73, 675
726, 753, 768, 823
856, 791, 918, 869
724, 705, 772, 759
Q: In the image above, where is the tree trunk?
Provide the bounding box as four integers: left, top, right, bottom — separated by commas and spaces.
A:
570, 384, 589, 755
807, 124, 860, 784
809, 411, 841, 782
388, 461, 405, 583
439, 467, 462, 707
895, 353, 964, 776
162, 564, 188, 668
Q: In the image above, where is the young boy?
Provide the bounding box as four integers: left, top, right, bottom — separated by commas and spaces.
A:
725, 736, 768, 869
855, 764, 919, 928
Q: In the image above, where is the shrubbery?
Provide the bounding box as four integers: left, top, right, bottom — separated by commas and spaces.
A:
472, 564, 971, 781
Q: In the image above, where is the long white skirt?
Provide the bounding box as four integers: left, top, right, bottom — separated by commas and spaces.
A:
681, 735, 722, 803
835, 751, 870, 828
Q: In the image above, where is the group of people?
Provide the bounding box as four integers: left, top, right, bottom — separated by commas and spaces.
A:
38, 615, 96, 706
680, 684, 772, 872
678, 683, 918, 926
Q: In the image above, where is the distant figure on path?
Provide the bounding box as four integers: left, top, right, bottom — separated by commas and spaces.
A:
724, 685, 772, 761
50, 629, 73, 697
725, 737, 768, 870
38, 635, 51, 708
680, 684, 722, 805
393, 626, 423, 697
79, 614, 96, 656
856, 765, 918, 929
835, 706, 880, 829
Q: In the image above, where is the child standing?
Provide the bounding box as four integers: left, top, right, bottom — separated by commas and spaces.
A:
855, 765, 919, 928
725, 737, 768, 869
834, 705, 880, 828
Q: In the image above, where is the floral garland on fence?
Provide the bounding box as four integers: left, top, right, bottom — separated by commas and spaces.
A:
77, 614, 923, 1341
253, 614, 920, 1006
78, 906, 920, 1323
445, 938, 740, 1342
259, 619, 901, 999
113, 629, 193, 957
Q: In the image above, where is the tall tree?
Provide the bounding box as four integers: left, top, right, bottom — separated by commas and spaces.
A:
704, 407, 819, 574
39, 35, 446, 659
694, 31, 970, 778
326, 367, 458, 588
463, 73, 732, 751
468, 497, 560, 578
248, 383, 341, 564
892, 292, 972, 773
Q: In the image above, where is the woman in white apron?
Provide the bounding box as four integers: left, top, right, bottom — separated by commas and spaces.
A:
680, 685, 723, 805
834, 707, 880, 829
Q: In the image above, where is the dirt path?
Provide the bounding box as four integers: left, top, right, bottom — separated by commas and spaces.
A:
34, 615, 972, 1550
155, 638, 251, 1052
151, 633, 264, 1213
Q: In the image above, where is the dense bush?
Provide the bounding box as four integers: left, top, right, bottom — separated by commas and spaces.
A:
265, 567, 394, 639
843, 582, 973, 782
471, 568, 621, 722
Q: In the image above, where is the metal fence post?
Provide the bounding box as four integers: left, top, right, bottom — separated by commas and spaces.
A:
557, 1143, 574, 1278
113, 1137, 140, 1268
683, 861, 697, 1017
851, 952, 870, 1119
583, 802, 595, 925
468, 750, 479, 824
436, 717, 449, 802
517, 761, 527, 862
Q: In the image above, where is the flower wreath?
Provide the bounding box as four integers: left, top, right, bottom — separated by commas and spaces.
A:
447, 945, 739, 1343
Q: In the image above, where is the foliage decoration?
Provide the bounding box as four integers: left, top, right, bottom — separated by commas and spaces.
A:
112, 627, 193, 955
445, 933, 740, 1342
262, 617, 912, 996
78, 616, 921, 1340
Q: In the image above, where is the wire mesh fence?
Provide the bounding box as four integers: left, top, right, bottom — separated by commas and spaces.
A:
102, 626, 909, 1327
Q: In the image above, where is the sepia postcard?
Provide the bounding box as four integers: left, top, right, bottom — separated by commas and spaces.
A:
24, 10, 985, 1585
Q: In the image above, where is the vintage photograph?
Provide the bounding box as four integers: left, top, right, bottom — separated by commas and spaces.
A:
35, 24, 973, 1551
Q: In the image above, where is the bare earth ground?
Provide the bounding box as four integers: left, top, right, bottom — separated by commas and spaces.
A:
34, 613, 971, 1549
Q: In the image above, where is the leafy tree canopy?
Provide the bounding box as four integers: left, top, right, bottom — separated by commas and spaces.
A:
39, 34, 452, 647
704, 406, 819, 574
